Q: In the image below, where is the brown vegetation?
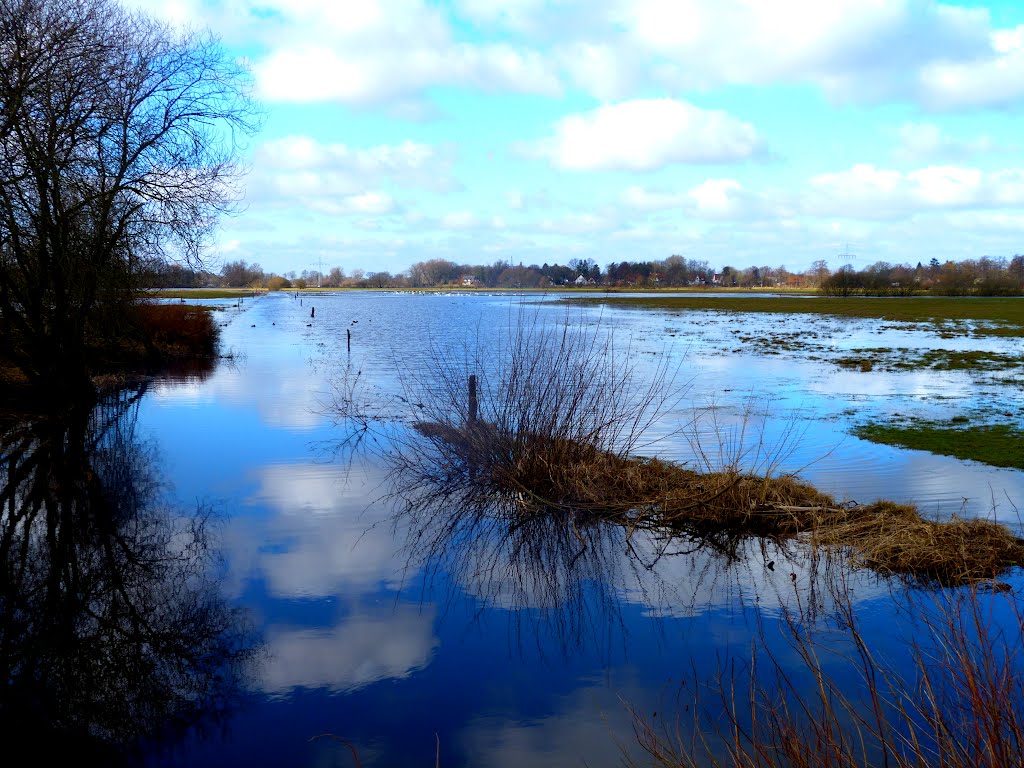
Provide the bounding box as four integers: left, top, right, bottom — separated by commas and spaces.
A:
415, 420, 1024, 585
123, 303, 220, 361
0, 302, 219, 403
627, 573, 1024, 768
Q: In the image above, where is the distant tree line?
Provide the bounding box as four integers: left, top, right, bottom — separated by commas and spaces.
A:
147, 256, 815, 290
820, 256, 1024, 297
141, 254, 1024, 296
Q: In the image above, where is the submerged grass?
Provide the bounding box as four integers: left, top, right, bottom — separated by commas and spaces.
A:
572, 295, 1024, 336
832, 348, 1024, 373
854, 420, 1024, 469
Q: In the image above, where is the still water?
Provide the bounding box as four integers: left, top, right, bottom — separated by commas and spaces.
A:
4, 291, 1023, 765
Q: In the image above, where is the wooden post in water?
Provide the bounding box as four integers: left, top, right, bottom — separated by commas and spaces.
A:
310, 306, 315, 319
468, 374, 477, 427
347, 328, 351, 352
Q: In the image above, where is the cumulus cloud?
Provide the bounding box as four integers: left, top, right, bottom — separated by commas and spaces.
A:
525, 99, 762, 171
622, 180, 773, 220
254, 42, 560, 105
621, 0, 982, 83
125, 0, 1024, 111
246, 136, 458, 218
446, 0, 1003, 107
255, 136, 454, 185
556, 42, 641, 101
688, 179, 757, 218
243, 0, 560, 105
807, 163, 1024, 218
919, 24, 1024, 110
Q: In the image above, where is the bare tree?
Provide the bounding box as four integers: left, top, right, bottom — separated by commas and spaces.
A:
0, 0, 257, 394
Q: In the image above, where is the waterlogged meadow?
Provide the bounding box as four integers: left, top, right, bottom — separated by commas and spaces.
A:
5, 290, 1024, 765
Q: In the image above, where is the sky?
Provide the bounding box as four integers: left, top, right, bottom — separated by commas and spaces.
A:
124, 0, 1024, 276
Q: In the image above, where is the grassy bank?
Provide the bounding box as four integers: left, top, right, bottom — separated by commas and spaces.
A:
854, 419, 1024, 469
572, 295, 1024, 336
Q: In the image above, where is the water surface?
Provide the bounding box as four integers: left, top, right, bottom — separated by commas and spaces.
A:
7, 290, 1023, 765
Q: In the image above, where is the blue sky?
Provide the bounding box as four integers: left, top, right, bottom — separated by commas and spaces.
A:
127, 0, 1024, 276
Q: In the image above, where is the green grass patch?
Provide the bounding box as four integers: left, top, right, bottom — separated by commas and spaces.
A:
853, 420, 1024, 469
897, 349, 1024, 371
572, 296, 1024, 336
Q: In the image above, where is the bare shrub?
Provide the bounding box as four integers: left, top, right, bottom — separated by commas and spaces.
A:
330, 308, 1024, 585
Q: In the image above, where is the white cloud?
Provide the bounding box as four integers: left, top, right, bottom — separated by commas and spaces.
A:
807, 163, 1024, 218
439, 210, 479, 229
539, 212, 615, 234
688, 178, 752, 218
620, 185, 689, 211
919, 24, 1024, 110
556, 42, 640, 101
130, 0, 560, 105
527, 99, 762, 171
946, 210, 1024, 233
447, 0, 998, 106
622, 180, 772, 220
126, 0, 1024, 111
244, 0, 560, 105
255, 42, 560, 105
894, 122, 1000, 162
619, 1, 995, 106
334, 191, 396, 215
911, 165, 983, 206
247, 136, 458, 218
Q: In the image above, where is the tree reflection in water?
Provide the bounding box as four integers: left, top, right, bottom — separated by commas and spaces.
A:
0, 385, 254, 762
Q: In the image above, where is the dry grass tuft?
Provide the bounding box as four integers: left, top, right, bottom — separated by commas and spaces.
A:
815, 501, 1024, 584
416, 421, 1024, 585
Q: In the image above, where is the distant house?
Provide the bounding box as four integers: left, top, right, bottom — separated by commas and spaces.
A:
461, 275, 480, 286
712, 273, 722, 284
574, 275, 588, 285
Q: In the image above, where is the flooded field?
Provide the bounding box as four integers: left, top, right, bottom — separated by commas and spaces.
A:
6, 291, 1024, 765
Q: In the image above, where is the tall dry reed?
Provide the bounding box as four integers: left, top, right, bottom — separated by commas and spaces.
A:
627, 569, 1024, 768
